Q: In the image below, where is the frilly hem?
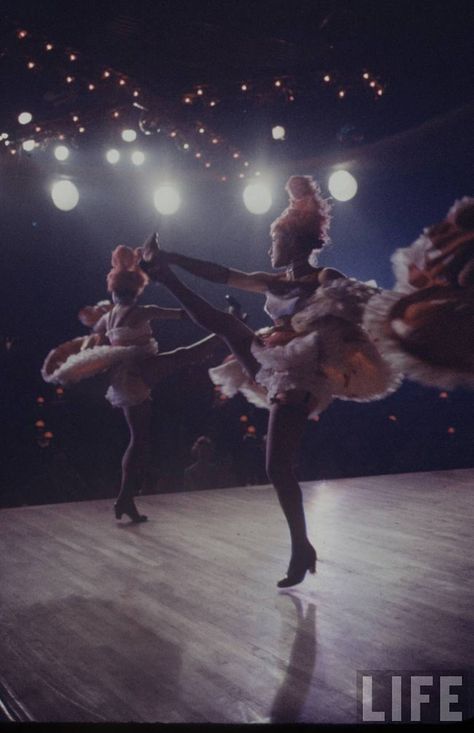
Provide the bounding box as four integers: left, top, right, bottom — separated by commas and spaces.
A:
42, 340, 159, 386
363, 291, 474, 390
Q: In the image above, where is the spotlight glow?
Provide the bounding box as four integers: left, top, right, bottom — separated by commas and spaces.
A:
22, 139, 36, 152
51, 180, 79, 211
121, 128, 137, 142
54, 145, 70, 161
271, 125, 286, 141
106, 148, 120, 164
243, 182, 272, 214
131, 150, 145, 166
328, 170, 358, 201
18, 112, 33, 125
153, 185, 181, 215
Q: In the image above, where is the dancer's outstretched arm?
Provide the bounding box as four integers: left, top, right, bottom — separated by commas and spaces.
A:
161, 251, 279, 293
142, 305, 187, 320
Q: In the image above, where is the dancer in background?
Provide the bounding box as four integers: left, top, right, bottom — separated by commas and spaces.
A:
364, 196, 474, 390
141, 176, 400, 586
43, 244, 221, 523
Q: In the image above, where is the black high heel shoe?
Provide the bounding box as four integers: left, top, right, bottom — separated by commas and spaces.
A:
114, 498, 148, 523
277, 545, 317, 588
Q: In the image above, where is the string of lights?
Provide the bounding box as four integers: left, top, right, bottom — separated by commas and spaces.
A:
1, 20, 386, 178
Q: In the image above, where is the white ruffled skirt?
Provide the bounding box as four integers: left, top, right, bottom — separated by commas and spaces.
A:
209, 314, 401, 418
41, 338, 159, 408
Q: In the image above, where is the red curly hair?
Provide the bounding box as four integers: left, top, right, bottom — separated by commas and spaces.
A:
106, 245, 149, 297
270, 176, 332, 261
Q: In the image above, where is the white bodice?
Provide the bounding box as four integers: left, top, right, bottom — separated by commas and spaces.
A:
106, 321, 153, 347
264, 281, 317, 322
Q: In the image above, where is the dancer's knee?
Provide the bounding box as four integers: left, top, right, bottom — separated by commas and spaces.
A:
266, 454, 295, 489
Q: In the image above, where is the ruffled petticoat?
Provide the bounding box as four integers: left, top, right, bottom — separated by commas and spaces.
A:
361, 207, 474, 391
41, 339, 159, 408
363, 288, 474, 391
209, 278, 402, 418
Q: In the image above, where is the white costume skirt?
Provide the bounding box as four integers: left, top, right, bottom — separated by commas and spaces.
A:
209, 315, 400, 418
41, 338, 159, 408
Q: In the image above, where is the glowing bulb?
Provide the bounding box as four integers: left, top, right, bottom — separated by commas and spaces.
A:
274, 80, 282, 87
323, 74, 331, 82
183, 143, 190, 150
363, 72, 370, 80
131, 150, 145, 166
209, 100, 216, 107
22, 139, 36, 152
369, 80, 376, 88
106, 149, 120, 164
377, 88, 383, 96
271, 125, 285, 140
66, 75, 74, 83
18, 112, 33, 125
69, 53, 77, 61
243, 182, 272, 215
241, 83, 248, 91
198, 127, 205, 134
133, 90, 140, 97
113, 111, 120, 118
196, 88, 203, 96
78, 126, 85, 133
328, 170, 358, 202
72, 115, 79, 122
205, 162, 211, 168
103, 70, 111, 79
195, 152, 202, 158
119, 78, 126, 86
184, 96, 192, 104
45, 43, 54, 51
233, 152, 240, 159
51, 180, 79, 211
338, 89, 346, 98
212, 137, 219, 144
153, 185, 181, 215
170, 131, 177, 138
121, 128, 137, 142
18, 30, 28, 39
54, 145, 70, 161
27, 61, 35, 69
88, 83, 95, 91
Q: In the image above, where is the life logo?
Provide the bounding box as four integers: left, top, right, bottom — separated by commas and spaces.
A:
357, 670, 472, 723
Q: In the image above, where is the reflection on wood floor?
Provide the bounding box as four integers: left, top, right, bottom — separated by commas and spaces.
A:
0, 468, 473, 723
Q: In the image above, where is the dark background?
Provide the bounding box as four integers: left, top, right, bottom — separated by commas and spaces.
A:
1, 0, 473, 506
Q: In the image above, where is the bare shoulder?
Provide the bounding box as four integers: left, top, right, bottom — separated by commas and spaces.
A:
318, 267, 346, 284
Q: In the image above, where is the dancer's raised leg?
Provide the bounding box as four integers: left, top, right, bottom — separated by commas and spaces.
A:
143, 251, 260, 378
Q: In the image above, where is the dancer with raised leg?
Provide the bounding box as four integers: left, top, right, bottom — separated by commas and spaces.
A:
42, 244, 221, 523
141, 176, 399, 586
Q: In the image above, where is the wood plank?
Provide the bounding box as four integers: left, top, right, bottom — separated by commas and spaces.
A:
0, 469, 473, 723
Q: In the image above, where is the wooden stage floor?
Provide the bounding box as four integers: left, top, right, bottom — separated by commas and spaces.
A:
0, 469, 473, 724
